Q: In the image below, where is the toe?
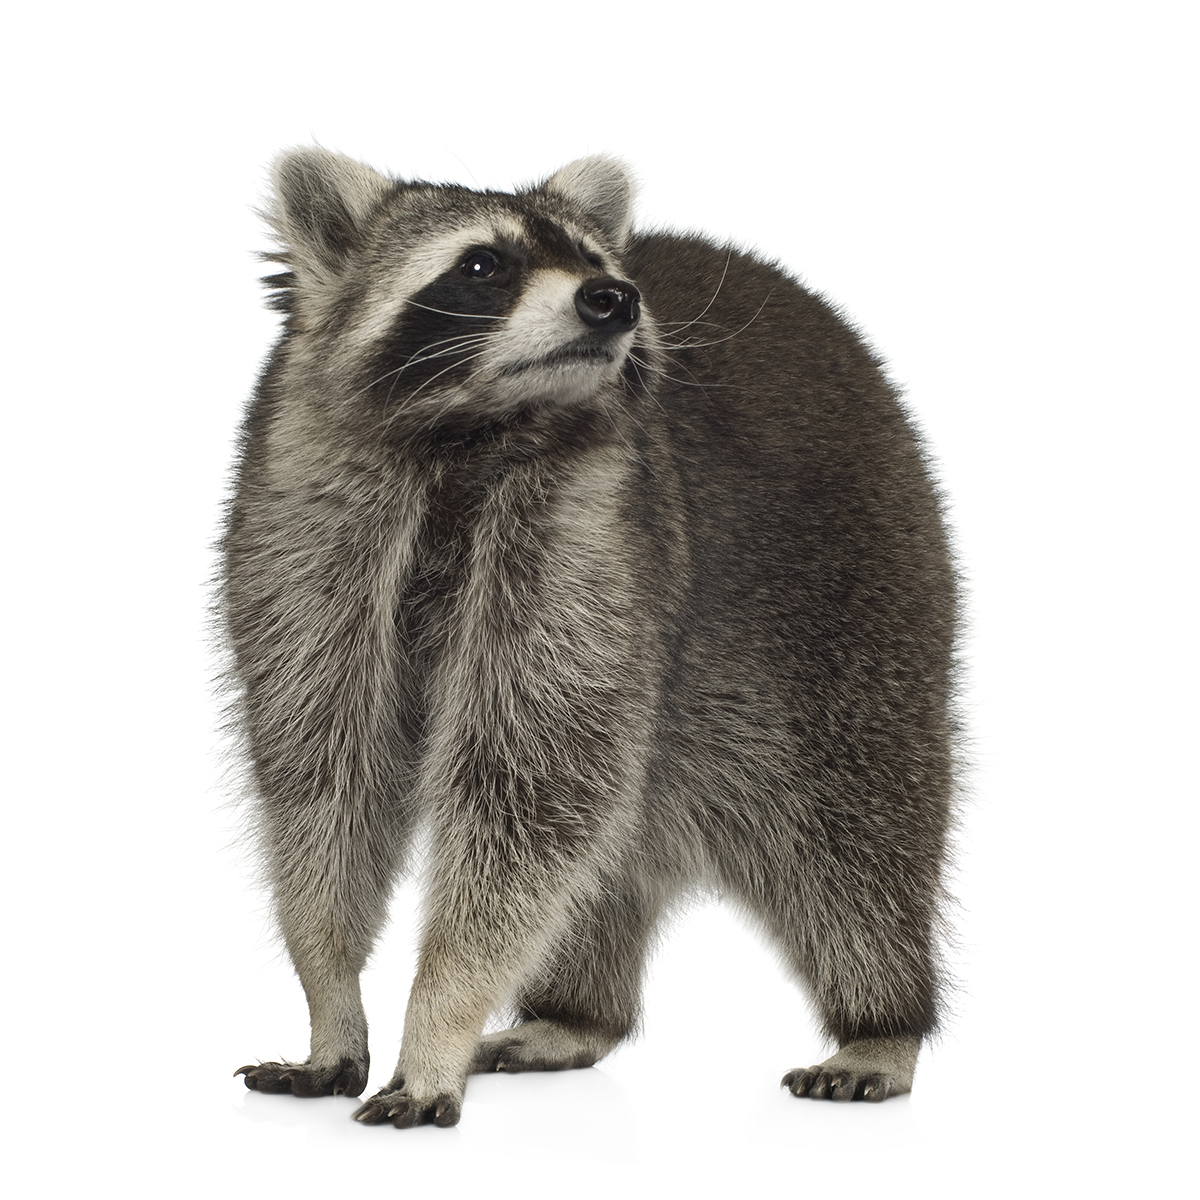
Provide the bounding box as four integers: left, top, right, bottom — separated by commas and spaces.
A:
390, 1099, 420, 1128
782, 1067, 816, 1097
352, 1093, 392, 1123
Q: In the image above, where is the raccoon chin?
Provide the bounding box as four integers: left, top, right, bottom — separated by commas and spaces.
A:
484, 352, 628, 408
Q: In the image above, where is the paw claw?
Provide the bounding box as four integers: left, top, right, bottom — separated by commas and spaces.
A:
352, 1086, 461, 1129
390, 1101, 417, 1128
783, 1067, 818, 1097
236, 1058, 367, 1098
352, 1091, 393, 1123
783, 1060, 904, 1103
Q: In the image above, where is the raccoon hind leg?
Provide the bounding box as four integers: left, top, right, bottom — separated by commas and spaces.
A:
470, 876, 659, 1075
712, 796, 944, 1103
768, 856, 940, 1103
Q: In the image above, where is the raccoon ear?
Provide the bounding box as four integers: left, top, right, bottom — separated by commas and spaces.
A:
541, 156, 636, 250
266, 147, 391, 282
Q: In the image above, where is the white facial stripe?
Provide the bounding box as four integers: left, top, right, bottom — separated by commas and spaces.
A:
489, 270, 588, 367
577, 237, 606, 267
552, 223, 615, 275
346, 215, 527, 349
467, 267, 636, 409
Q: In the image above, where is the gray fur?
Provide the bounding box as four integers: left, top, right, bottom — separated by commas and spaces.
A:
540, 156, 636, 249
224, 150, 958, 1126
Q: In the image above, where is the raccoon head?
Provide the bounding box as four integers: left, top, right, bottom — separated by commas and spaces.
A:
263, 148, 652, 433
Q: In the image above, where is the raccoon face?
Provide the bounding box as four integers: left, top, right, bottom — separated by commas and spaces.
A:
363, 216, 643, 415
264, 149, 648, 429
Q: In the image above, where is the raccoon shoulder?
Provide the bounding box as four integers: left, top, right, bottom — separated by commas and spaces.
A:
629, 232, 890, 386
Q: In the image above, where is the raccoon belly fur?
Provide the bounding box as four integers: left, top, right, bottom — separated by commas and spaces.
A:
222, 148, 958, 1125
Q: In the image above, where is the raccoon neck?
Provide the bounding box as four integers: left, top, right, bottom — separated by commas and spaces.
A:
397, 399, 636, 674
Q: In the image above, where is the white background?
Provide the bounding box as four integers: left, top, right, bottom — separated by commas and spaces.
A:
4, 2, 1195, 1196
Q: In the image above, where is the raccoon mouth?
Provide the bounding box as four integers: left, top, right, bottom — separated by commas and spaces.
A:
499, 343, 615, 376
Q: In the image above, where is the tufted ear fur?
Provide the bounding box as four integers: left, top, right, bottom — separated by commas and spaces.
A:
265, 147, 392, 288
541, 156, 636, 250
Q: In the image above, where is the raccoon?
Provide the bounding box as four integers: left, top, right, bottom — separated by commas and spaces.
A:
223, 149, 958, 1128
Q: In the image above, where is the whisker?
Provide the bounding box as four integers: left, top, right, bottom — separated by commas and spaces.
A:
628, 351, 745, 393
403, 298, 512, 321
381, 340, 493, 411
655, 290, 775, 351
399, 337, 492, 372
662, 247, 733, 337
379, 348, 493, 431
614, 370, 668, 478
624, 353, 673, 420
655, 318, 725, 331
353, 335, 492, 401
401, 332, 492, 364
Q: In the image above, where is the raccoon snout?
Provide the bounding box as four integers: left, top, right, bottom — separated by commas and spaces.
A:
574, 277, 641, 334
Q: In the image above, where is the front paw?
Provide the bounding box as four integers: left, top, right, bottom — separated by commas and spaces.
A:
235, 1057, 367, 1098
352, 1082, 461, 1128
782, 1064, 899, 1102
782, 1035, 917, 1102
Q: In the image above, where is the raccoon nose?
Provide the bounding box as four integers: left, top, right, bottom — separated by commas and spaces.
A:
575, 277, 641, 333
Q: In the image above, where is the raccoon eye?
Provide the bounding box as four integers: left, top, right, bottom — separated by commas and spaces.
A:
461, 251, 501, 279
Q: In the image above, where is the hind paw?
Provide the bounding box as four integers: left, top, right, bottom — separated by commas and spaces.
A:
235, 1058, 367, 1098
352, 1084, 461, 1129
470, 1019, 613, 1073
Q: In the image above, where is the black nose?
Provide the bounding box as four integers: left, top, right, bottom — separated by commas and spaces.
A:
575, 277, 641, 333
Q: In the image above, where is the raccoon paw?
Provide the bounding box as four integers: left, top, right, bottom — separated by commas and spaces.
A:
781, 1065, 899, 1102
470, 1019, 610, 1073
235, 1057, 367, 1098
782, 1036, 918, 1102
351, 1082, 462, 1129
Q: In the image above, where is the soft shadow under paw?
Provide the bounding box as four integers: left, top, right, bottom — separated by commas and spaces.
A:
235, 1058, 367, 1098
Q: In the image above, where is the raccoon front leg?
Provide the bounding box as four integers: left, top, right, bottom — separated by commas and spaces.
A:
351, 789, 635, 1128
236, 804, 403, 1098
352, 861, 585, 1127
353, 449, 652, 1128
470, 874, 659, 1074
225, 482, 426, 1100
